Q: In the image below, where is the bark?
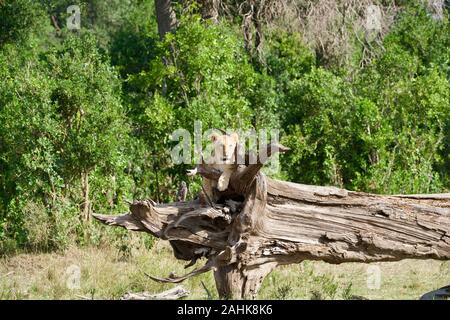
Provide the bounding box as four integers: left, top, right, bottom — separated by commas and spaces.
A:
94, 143, 450, 299
155, 0, 178, 40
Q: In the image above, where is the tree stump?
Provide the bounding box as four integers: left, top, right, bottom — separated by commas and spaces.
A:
94, 143, 450, 299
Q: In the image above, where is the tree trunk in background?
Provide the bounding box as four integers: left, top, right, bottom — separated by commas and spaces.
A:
94, 143, 450, 299
81, 170, 91, 221
154, 0, 178, 96
155, 0, 178, 40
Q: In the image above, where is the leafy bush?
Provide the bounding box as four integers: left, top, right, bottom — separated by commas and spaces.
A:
0, 1, 448, 253
0, 33, 132, 250
0, 0, 46, 47
281, 2, 449, 194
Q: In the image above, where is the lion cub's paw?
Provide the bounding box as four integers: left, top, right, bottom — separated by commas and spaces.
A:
217, 176, 228, 191
186, 168, 197, 176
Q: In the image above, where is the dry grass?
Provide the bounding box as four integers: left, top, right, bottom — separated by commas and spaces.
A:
1, 240, 449, 300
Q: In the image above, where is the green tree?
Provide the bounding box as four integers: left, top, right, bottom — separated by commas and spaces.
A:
0, 0, 46, 47
0, 32, 131, 250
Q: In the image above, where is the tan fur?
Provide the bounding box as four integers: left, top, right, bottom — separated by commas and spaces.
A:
202, 132, 239, 202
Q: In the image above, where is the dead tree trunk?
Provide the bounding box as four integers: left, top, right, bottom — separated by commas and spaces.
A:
94, 143, 450, 299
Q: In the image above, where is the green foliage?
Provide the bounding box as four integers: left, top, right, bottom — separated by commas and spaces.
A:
382, 2, 449, 76
0, 32, 132, 250
0, 0, 46, 47
131, 14, 260, 130
0, 42, 57, 247
281, 2, 449, 194
282, 67, 354, 186
45, 33, 130, 182
260, 261, 354, 300
351, 67, 448, 194
126, 13, 281, 200
109, 0, 158, 79
265, 30, 315, 88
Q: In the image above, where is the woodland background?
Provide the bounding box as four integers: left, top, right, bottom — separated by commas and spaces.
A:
0, 0, 448, 299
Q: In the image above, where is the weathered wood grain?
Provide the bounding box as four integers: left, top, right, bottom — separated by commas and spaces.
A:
94, 143, 450, 299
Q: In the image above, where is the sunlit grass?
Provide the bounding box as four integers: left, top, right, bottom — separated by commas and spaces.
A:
1, 240, 448, 300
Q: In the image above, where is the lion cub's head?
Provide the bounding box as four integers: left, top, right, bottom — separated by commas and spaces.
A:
209, 132, 239, 164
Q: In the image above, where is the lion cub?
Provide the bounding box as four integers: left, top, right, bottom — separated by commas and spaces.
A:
202, 132, 239, 202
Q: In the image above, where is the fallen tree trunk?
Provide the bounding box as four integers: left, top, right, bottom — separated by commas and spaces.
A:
94, 143, 450, 299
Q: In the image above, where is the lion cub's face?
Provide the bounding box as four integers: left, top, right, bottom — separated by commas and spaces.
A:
210, 132, 239, 165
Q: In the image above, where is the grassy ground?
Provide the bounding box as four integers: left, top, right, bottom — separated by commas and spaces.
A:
1, 238, 449, 300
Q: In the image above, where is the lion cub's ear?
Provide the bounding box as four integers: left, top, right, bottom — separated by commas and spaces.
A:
230, 132, 239, 142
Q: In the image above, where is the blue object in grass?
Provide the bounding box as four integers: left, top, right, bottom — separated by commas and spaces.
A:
420, 285, 450, 300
